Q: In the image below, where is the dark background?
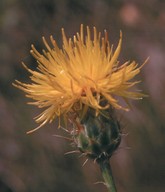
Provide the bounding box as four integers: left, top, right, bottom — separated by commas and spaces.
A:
0, 0, 165, 191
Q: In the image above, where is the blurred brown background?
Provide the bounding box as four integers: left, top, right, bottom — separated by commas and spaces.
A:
0, 0, 165, 191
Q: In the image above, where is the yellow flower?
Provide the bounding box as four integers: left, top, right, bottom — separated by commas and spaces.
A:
13, 25, 147, 133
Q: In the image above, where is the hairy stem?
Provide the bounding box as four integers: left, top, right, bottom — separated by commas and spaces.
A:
98, 160, 117, 192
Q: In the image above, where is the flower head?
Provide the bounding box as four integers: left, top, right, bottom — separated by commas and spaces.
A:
14, 25, 146, 133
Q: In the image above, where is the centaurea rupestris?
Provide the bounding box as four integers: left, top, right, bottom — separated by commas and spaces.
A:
13, 25, 147, 192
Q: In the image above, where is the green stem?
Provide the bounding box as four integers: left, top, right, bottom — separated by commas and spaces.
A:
98, 160, 117, 192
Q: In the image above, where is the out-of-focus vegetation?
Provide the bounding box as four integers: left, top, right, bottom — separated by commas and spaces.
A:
0, 0, 165, 191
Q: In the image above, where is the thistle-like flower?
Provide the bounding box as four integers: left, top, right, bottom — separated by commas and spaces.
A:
13, 25, 146, 134
14, 25, 148, 191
